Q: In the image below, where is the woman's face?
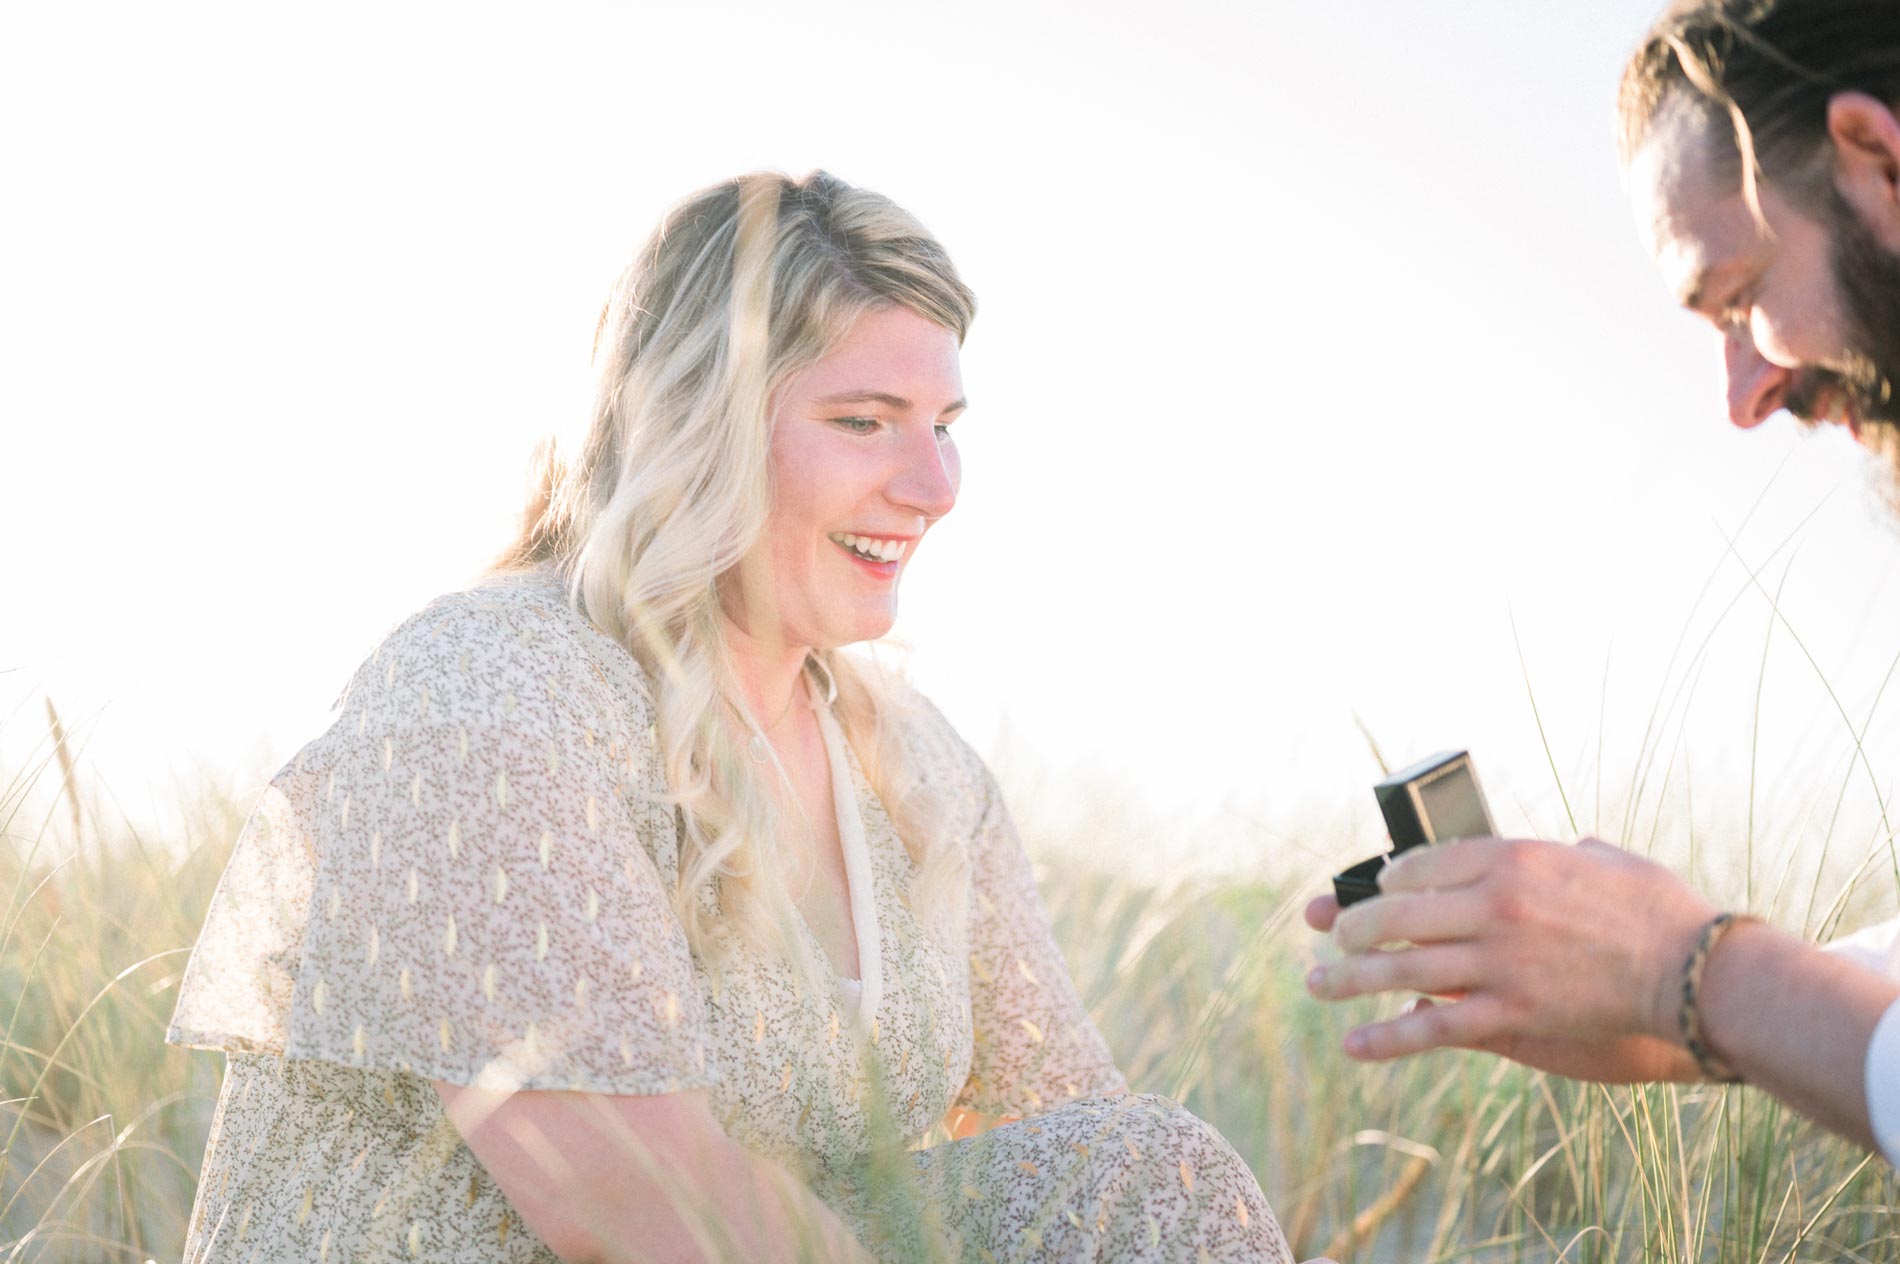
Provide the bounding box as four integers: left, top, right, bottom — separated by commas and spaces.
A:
728, 303, 965, 654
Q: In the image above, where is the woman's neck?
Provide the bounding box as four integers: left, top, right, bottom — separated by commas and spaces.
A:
722, 617, 814, 731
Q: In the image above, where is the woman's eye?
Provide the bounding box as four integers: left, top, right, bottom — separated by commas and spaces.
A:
933, 423, 953, 441
832, 416, 880, 435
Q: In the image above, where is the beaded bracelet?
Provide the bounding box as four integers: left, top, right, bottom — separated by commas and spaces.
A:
1678, 912, 1757, 1084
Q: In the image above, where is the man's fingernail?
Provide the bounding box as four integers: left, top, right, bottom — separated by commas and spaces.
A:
1306, 968, 1326, 993
1344, 1030, 1366, 1056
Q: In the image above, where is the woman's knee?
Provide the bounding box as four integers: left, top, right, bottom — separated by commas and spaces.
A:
1110, 1095, 1264, 1191
1113, 1093, 1226, 1151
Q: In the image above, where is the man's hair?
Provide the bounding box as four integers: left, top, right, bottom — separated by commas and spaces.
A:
1618, 0, 1900, 201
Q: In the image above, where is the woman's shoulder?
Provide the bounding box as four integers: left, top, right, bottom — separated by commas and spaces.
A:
275, 569, 653, 805
324, 566, 654, 745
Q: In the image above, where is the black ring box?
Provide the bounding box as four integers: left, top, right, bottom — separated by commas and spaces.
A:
1332, 750, 1495, 908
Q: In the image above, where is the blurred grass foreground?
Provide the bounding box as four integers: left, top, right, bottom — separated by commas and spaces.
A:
4, 696, 1899, 1263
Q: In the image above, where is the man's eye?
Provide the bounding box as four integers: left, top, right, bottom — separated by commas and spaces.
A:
933, 423, 953, 441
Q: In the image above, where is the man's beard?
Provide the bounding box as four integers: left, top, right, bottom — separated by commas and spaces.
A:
1786, 186, 1900, 502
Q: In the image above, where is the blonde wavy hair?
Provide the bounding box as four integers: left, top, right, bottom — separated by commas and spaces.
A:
495, 170, 976, 973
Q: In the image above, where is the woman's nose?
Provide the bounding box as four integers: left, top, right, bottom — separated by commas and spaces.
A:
891, 429, 958, 520
1725, 328, 1791, 430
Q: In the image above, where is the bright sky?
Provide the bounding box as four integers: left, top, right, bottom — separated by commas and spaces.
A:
7, 2, 1900, 906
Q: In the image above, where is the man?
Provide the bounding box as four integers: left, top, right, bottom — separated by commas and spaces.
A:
1306, 0, 1900, 1162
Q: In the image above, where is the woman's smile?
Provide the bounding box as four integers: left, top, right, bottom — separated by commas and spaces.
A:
732, 303, 965, 651
826, 532, 913, 564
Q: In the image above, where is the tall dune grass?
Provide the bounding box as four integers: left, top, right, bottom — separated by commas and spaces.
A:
3, 682, 1897, 1261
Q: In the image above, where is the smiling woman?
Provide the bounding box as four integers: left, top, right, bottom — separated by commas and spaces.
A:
164, 171, 1299, 1262
744, 308, 965, 658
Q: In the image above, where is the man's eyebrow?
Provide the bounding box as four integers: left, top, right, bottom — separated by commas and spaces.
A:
1677, 267, 1712, 311
813, 390, 968, 413
1677, 257, 1749, 314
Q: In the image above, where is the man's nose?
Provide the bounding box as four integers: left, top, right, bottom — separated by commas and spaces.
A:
1725, 329, 1790, 429
891, 430, 957, 520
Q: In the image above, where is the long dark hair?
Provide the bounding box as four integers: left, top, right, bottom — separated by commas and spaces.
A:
1618, 0, 1900, 200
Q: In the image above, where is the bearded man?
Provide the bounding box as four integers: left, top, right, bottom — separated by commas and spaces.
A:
1307, 0, 1900, 1164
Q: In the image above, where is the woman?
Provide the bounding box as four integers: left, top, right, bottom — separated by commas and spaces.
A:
168, 171, 1302, 1262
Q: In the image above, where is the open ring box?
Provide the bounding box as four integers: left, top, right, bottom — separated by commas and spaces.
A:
1332, 750, 1496, 908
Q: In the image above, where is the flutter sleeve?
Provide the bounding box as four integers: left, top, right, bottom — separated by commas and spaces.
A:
954, 769, 1126, 1116
168, 589, 713, 1095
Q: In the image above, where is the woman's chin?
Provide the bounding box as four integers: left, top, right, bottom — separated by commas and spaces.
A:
818, 608, 900, 650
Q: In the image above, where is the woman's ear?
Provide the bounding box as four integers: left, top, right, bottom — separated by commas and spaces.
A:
1828, 91, 1900, 251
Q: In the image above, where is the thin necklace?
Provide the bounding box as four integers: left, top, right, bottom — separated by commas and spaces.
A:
746, 683, 802, 764
739, 658, 838, 764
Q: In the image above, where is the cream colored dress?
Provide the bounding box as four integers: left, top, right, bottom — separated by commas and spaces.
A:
168, 567, 1292, 1262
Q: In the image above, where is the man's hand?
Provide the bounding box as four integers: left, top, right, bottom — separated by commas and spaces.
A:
1303, 892, 1342, 933
1303, 838, 1717, 1079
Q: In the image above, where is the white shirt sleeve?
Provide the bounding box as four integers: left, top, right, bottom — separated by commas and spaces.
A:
1821, 915, 1900, 978
1823, 916, 1900, 1166
1868, 999, 1900, 1168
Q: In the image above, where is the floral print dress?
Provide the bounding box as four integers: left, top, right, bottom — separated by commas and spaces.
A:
167, 567, 1292, 1262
